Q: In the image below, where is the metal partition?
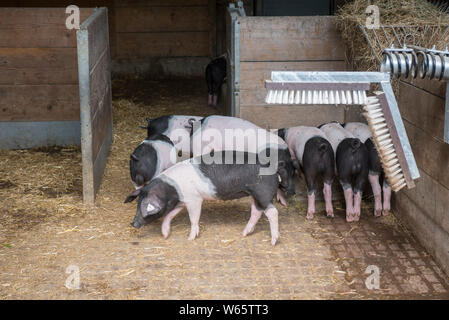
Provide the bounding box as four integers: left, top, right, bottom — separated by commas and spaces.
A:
77, 7, 113, 205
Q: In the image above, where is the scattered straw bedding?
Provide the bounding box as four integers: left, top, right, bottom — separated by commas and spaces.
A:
0, 78, 218, 233
336, 0, 449, 93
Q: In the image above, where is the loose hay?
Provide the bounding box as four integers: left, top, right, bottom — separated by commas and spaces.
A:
0, 78, 218, 234
336, 0, 449, 81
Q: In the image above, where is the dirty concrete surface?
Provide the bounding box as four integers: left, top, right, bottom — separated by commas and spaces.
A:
0, 79, 448, 299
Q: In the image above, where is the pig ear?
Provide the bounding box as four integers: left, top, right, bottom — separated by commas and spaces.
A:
141, 201, 161, 218
124, 189, 141, 203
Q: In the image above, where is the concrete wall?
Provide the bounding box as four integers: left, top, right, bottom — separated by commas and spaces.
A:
394, 77, 449, 276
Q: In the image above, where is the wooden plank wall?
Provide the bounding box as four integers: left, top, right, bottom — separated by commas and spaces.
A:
0, 7, 94, 122
0, 0, 218, 77
236, 16, 348, 129
112, 0, 215, 77
77, 8, 113, 205
394, 77, 449, 276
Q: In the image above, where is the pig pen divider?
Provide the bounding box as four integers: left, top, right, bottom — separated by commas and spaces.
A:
77, 7, 113, 206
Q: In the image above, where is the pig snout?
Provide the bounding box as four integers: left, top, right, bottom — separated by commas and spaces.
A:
131, 214, 144, 229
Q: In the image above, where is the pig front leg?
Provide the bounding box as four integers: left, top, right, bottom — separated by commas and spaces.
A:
368, 173, 382, 217
161, 205, 185, 239
242, 198, 263, 237
264, 204, 280, 246
276, 189, 287, 206
186, 200, 203, 240
382, 180, 391, 216
341, 182, 355, 222
323, 181, 334, 218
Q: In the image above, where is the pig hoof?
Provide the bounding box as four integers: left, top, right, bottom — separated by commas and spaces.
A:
188, 225, 200, 240
346, 213, 353, 222
277, 196, 287, 206
242, 226, 254, 237
326, 211, 334, 218
306, 212, 314, 220
374, 209, 382, 217
271, 235, 279, 246
188, 232, 197, 240
382, 209, 390, 216
161, 226, 170, 239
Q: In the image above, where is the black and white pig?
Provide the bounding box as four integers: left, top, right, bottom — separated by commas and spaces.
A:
320, 122, 369, 222
125, 150, 287, 245
189, 115, 298, 204
279, 126, 335, 219
143, 115, 203, 157
205, 55, 226, 108
129, 134, 177, 189
344, 122, 391, 216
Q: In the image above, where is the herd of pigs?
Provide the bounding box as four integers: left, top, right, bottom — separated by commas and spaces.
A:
123, 56, 390, 246
124, 115, 391, 246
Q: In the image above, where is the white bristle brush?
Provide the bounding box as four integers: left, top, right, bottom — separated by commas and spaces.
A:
362, 95, 407, 191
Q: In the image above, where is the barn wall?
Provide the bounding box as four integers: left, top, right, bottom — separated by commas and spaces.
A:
394, 77, 449, 276
0, 7, 94, 149
0, 0, 229, 78
234, 16, 350, 129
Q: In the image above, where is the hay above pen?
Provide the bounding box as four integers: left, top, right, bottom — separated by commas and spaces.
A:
335, 0, 449, 73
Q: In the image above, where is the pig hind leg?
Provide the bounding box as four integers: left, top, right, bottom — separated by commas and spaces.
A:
242, 197, 263, 236
340, 181, 355, 222
366, 139, 382, 217
322, 149, 335, 218
368, 173, 382, 217
249, 180, 279, 245
303, 170, 318, 220
382, 177, 391, 216
205, 66, 214, 106
353, 166, 369, 222
186, 200, 203, 240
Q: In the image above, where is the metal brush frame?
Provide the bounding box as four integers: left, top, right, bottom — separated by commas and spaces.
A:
266, 71, 420, 184
360, 24, 449, 143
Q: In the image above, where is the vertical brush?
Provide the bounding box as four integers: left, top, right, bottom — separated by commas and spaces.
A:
362, 94, 413, 191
